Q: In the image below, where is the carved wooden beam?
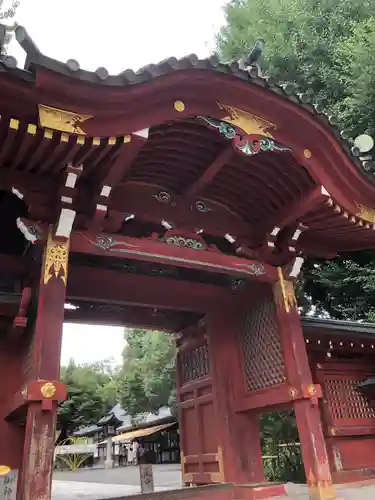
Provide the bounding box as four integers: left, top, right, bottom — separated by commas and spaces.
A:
90, 130, 149, 231
70, 231, 277, 282
182, 144, 234, 199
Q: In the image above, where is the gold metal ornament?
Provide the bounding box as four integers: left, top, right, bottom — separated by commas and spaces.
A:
355, 202, 375, 224
0, 466, 10, 476
174, 100, 185, 112
43, 233, 70, 286
40, 382, 57, 399
38, 104, 93, 135
307, 384, 317, 397
217, 102, 276, 137
303, 149, 312, 158
276, 267, 297, 313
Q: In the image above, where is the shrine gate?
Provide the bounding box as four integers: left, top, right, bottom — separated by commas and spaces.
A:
1, 24, 375, 500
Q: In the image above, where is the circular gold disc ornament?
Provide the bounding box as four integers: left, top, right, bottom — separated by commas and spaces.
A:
41, 382, 57, 398
174, 100, 185, 112
0, 466, 10, 476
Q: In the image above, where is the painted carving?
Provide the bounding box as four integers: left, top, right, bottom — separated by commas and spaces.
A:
82, 233, 267, 277
199, 116, 291, 157
38, 104, 93, 135
43, 233, 69, 286
217, 103, 276, 137
40, 382, 57, 399
235, 262, 265, 276
355, 202, 375, 224
153, 191, 172, 204
195, 201, 212, 213
165, 236, 205, 250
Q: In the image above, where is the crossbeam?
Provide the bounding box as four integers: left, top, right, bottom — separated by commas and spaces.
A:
70, 231, 277, 282
67, 266, 230, 312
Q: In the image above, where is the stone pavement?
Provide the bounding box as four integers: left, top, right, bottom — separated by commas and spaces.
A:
52, 465, 375, 500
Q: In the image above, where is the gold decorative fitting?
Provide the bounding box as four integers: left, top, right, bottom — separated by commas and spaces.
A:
0, 466, 10, 476
44, 129, 53, 140
93, 137, 101, 146
217, 102, 276, 137
124, 135, 132, 143
174, 100, 185, 112
307, 384, 317, 396
329, 427, 337, 436
40, 382, 57, 399
60, 132, 70, 143
38, 104, 93, 135
27, 123, 37, 135
9, 118, 19, 130
43, 233, 70, 286
76, 135, 85, 145
303, 149, 312, 158
355, 202, 375, 224
276, 267, 297, 313
108, 137, 116, 145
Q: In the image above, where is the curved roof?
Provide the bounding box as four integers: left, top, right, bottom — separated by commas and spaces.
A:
2, 25, 375, 261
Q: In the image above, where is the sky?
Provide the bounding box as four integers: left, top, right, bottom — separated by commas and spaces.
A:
7, 0, 227, 365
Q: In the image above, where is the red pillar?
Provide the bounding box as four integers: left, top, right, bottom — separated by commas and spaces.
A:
274, 268, 337, 500
17, 231, 69, 500
206, 308, 265, 484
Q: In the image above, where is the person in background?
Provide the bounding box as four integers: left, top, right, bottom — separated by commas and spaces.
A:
127, 443, 134, 466
132, 440, 139, 466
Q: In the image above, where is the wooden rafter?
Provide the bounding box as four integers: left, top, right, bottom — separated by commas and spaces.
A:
90, 130, 148, 231
182, 144, 234, 198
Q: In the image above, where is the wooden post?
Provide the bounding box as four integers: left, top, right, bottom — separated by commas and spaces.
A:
17, 231, 69, 500
273, 268, 337, 500
206, 308, 265, 485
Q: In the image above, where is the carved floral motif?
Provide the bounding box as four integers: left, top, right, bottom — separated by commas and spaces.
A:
40, 382, 57, 399
165, 236, 205, 250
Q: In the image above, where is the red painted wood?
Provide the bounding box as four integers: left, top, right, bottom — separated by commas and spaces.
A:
206, 309, 265, 485
17, 232, 68, 500
67, 265, 230, 312
70, 231, 277, 282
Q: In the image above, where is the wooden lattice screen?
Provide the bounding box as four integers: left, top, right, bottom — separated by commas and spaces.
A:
179, 341, 209, 384
324, 377, 375, 422
240, 287, 285, 392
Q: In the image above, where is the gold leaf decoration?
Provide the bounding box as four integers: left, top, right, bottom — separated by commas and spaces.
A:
40, 382, 57, 399
38, 104, 93, 135
217, 102, 276, 137
43, 234, 69, 286
355, 202, 375, 224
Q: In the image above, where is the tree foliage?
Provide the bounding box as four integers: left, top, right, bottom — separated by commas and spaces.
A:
117, 328, 176, 417
217, 0, 375, 319
58, 359, 118, 433
217, 0, 375, 137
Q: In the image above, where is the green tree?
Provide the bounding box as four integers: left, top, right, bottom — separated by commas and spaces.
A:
217, 0, 375, 137
0, 1, 20, 55
117, 328, 176, 416
216, 0, 375, 319
58, 359, 118, 433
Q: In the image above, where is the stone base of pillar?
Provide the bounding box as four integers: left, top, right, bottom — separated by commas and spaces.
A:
104, 459, 114, 469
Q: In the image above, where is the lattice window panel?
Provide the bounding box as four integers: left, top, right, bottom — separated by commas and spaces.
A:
240, 290, 285, 392
180, 342, 209, 384
324, 378, 375, 421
